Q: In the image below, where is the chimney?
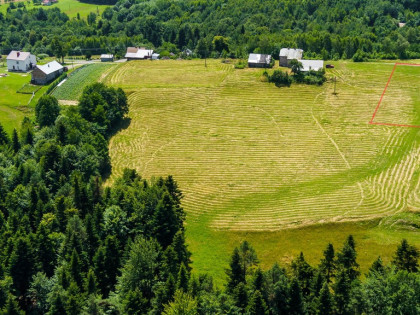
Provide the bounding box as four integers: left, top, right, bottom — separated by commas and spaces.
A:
17, 51, 20, 57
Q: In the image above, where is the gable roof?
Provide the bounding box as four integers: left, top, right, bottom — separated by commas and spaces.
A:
101, 54, 114, 59
36, 61, 63, 75
279, 48, 303, 60
125, 47, 153, 59
299, 59, 324, 72
7, 51, 31, 61
248, 53, 271, 64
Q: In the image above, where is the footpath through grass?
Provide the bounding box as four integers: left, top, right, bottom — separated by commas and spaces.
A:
105, 59, 420, 284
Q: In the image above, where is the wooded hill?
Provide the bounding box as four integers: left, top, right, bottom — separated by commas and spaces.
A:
0, 0, 419, 60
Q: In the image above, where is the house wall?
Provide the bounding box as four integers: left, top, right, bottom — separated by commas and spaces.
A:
279, 56, 288, 67
7, 56, 36, 72
31, 68, 62, 85
248, 63, 271, 68
7, 59, 29, 72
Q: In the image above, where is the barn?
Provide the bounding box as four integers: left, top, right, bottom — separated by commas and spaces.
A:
299, 60, 324, 72
279, 48, 303, 67
100, 54, 114, 62
31, 61, 64, 85
7, 51, 37, 72
125, 47, 153, 60
248, 54, 272, 68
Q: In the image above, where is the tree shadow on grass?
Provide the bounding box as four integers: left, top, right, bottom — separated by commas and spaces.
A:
102, 116, 131, 181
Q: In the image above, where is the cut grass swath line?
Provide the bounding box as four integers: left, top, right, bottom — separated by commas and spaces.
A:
370, 62, 420, 128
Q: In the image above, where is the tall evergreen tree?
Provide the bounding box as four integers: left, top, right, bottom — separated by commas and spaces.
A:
12, 129, 20, 153
318, 282, 332, 315
337, 235, 360, 281
9, 236, 34, 297
289, 278, 304, 315
392, 239, 419, 272
247, 290, 268, 315
226, 247, 245, 292
0, 124, 9, 146
320, 243, 335, 283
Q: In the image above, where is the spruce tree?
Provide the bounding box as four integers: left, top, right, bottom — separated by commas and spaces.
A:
291, 252, 314, 296
337, 235, 360, 281
12, 129, 20, 153
392, 239, 419, 272
0, 124, 9, 146
320, 243, 335, 283
233, 282, 248, 312
35, 224, 56, 277
69, 249, 83, 289
176, 263, 189, 293
318, 282, 332, 315
9, 236, 34, 297
85, 269, 97, 295
226, 247, 245, 292
1, 294, 24, 315
289, 278, 304, 315
153, 193, 178, 248
247, 290, 268, 315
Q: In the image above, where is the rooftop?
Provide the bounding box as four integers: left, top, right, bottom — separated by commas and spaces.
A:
36, 61, 63, 75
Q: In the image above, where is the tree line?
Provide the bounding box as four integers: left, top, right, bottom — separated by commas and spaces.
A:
0, 0, 420, 60
0, 81, 419, 313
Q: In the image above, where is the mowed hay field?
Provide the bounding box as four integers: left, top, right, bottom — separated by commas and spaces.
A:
105, 60, 420, 282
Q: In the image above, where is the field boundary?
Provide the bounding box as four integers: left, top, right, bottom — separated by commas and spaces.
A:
369, 62, 420, 128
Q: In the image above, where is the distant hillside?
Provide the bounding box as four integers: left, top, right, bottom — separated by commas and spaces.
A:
0, 0, 419, 60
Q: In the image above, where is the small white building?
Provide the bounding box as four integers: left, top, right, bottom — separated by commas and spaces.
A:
125, 47, 153, 60
298, 60, 324, 72
7, 51, 37, 72
152, 53, 160, 60
100, 54, 114, 62
248, 53, 272, 68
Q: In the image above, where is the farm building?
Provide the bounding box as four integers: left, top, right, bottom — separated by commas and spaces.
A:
125, 47, 153, 60
248, 54, 272, 68
31, 61, 64, 85
152, 53, 160, 60
6, 51, 36, 72
100, 54, 114, 62
279, 48, 303, 67
299, 60, 324, 72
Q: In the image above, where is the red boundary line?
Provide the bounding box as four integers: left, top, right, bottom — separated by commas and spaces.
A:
369, 62, 420, 128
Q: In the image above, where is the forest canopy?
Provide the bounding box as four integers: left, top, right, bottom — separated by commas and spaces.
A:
0, 0, 419, 60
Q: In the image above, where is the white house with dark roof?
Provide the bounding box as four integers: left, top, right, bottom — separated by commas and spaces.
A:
7, 51, 37, 72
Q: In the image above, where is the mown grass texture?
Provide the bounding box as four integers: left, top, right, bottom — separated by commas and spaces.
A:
104, 59, 420, 283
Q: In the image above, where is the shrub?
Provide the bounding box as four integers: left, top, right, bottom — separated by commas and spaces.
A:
234, 60, 247, 69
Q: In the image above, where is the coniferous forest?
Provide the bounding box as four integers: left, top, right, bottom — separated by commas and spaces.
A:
1, 0, 420, 60
0, 82, 418, 314
0, 0, 420, 314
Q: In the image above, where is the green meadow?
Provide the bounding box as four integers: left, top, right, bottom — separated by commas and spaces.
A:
105, 59, 420, 284
0, 64, 47, 134
0, 0, 111, 19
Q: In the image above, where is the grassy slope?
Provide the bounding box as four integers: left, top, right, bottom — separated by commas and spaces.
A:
0, 0, 110, 19
52, 63, 116, 100
0, 64, 47, 133
105, 59, 420, 284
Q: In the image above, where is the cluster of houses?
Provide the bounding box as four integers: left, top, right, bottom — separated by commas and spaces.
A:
248, 48, 324, 72
6, 50, 64, 85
